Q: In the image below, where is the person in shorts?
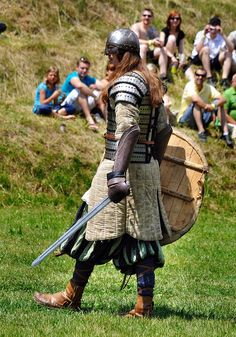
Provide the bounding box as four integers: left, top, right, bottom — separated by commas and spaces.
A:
130, 8, 168, 80
190, 16, 233, 89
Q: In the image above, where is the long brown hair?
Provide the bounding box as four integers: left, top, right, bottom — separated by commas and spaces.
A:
102, 52, 164, 107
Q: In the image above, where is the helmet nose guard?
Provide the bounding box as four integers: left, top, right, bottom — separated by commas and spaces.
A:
104, 28, 140, 55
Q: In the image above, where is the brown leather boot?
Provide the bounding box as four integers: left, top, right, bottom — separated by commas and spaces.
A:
126, 295, 153, 318
33, 280, 84, 310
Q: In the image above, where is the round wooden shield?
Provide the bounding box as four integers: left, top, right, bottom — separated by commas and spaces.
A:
160, 128, 208, 245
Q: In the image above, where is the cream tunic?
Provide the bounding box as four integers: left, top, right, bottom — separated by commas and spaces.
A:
85, 98, 171, 241
85, 157, 170, 241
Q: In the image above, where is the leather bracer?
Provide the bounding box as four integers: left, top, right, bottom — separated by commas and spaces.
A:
107, 124, 140, 203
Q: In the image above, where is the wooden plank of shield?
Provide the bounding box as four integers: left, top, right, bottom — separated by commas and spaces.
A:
160, 128, 208, 245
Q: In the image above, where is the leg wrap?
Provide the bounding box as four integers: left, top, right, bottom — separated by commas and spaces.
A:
72, 260, 94, 287
136, 256, 155, 297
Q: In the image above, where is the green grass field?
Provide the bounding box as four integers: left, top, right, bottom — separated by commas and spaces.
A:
1, 1, 236, 336
1, 204, 235, 337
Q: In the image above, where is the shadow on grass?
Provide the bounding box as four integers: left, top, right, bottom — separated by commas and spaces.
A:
153, 304, 216, 320
31, 303, 236, 324
29, 300, 236, 323
118, 304, 236, 322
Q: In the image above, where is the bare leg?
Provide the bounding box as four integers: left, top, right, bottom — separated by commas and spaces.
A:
57, 107, 67, 116
185, 66, 195, 81
193, 106, 205, 133
199, 47, 212, 78
97, 99, 107, 121
140, 44, 148, 63
165, 35, 177, 55
78, 96, 96, 125
78, 96, 99, 131
154, 48, 168, 77
219, 51, 232, 79
165, 35, 178, 68
217, 107, 228, 133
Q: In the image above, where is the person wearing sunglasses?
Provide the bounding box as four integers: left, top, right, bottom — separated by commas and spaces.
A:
178, 67, 233, 147
131, 8, 168, 80
190, 16, 233, 90
60, 57, 104, 131
159, 11, 186, 73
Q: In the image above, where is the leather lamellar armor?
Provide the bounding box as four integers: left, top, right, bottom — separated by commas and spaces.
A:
105, 71, 165, 163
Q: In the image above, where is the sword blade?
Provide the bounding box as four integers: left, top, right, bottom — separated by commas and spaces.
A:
31, 196, 111, 267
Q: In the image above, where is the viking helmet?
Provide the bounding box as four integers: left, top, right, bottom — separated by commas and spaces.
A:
104, 28, 140, 56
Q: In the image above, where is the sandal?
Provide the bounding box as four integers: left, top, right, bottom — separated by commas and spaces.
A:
88, 123, 99, 132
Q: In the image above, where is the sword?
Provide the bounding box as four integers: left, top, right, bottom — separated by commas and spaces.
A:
31, 196, 111, 267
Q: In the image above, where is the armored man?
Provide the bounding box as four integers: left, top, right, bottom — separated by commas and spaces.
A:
34, 28, 172, 317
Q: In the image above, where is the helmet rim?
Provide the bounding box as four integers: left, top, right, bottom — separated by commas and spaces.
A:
104, 28, 140, 55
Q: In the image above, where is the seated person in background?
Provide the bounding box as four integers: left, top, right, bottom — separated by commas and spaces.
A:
131, 8, 168, 80
190, 16, 233, 89
94, 62, 116, 121
98, 62, 115, 89
33, 66, 75, 120
61, 57, 104, 131
178, 67, 233, 147
160, 11, 186, 73
228, 31, 236, 75
223, 74, 236, 138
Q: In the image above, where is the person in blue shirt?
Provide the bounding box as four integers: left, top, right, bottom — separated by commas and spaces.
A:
61, 57, 104, 131
33, 66, 76, 120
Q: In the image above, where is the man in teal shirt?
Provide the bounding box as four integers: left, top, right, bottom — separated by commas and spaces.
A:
61, 57, 103, 131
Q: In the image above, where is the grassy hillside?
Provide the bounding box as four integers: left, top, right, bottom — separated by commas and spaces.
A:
1, 0, 236, 101
0, 0, 235, 209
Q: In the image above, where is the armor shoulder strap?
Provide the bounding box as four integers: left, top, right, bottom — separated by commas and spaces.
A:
109, 72, 148, 106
